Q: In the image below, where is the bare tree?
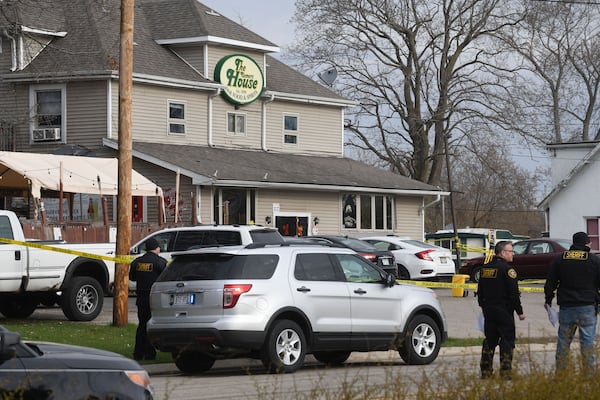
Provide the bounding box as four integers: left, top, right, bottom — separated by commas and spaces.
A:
496, 2, 600, 143
290, 0, 523, 186
425, 130, 545, 236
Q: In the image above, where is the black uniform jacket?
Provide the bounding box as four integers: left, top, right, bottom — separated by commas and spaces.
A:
129, 252, 167, 296
477, 255, 523, 315
544, 244, 600, 307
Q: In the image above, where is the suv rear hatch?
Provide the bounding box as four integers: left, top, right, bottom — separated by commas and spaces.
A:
150, 252, 278, 324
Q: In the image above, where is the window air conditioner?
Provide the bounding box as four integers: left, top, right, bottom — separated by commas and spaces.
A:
32, 127, 61, 142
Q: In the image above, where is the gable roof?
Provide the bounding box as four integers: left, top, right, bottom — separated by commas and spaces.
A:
1, 0, 345, 103
538, 141, 600, 210
102, 140, 444, 196
141, 0, 278, 51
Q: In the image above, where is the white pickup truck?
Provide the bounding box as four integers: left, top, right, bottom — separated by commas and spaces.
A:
0, 210, 116, 321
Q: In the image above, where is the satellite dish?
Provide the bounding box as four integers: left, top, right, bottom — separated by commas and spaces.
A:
318, 68, 338, 86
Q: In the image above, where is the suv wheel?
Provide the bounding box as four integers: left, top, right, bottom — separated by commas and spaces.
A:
174, 351, 216, 374
471, 266, 482, 283
398, 315, 441, 365
261, 320, 306, 373
313, 351, 351, 366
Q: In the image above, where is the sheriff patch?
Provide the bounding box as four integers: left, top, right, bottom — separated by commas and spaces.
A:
481, 268, 497, 279
507, 268, 517, 279
136, 262, 153, 272
563, 250, 588, 261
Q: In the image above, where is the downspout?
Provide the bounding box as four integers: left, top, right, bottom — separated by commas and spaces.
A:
421, 193, 441, 215
207, 88, 222, 147
1, 28, 18, 71
262, 94, 275, 151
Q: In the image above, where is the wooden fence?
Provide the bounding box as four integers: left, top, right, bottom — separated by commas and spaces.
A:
21, 221, 189, 245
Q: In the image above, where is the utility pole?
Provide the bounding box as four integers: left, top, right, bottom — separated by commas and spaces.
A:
443, 132, 460, 272
113, 0, 134, 327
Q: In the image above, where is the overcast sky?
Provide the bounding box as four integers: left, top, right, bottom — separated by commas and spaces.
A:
200, 0, 298, 50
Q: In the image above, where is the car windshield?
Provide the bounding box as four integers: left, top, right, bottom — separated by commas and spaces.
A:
158, 253, 279, 281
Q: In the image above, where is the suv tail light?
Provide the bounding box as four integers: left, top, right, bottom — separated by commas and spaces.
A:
360, 253, 377, 262
415, 250, 434, 261
223, 284, 252, 309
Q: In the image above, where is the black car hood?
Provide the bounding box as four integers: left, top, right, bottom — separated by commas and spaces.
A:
23, 341, 142, 370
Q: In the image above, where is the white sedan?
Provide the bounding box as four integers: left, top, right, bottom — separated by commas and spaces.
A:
361, 236, 455, 281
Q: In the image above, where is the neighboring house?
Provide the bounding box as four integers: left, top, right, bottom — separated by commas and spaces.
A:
538, 141, 600, 250
0, 0, 447, 238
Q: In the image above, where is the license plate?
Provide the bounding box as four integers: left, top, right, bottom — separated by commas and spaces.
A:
381, 258, 391, 266
172, 293, 195, 305
440, 257, 448, 264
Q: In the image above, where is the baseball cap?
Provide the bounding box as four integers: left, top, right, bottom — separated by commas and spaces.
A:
572, 232, 590, 245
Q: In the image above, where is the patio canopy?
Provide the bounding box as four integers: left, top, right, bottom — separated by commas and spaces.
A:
0, 151, 163, 199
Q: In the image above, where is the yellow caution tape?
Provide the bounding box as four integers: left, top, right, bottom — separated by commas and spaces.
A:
397, 279, 544, 293
0, 237, 135, 264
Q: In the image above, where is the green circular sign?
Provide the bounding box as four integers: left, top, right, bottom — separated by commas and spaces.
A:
214, 54, 265, 105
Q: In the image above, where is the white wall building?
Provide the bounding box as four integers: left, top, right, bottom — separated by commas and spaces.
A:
538, 141, 600, 250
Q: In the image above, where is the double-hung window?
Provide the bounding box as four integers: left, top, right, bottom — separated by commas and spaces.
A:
168, 101, 186, 135
29, 84, 66, 143
227, 112, 246, 135
283, 114, 298, 144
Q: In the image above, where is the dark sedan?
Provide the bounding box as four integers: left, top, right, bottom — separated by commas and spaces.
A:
0, 326, 153, 399
459, 238, 571, 282
306, 235, 397, 277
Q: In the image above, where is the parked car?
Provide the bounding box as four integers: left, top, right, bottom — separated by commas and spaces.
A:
147, 244, 447, 374
459, 238, 571, 282
362, 236, 455, 281
304, 235, 397, 276
0, 325, 153, 399
131, 225, 284, 260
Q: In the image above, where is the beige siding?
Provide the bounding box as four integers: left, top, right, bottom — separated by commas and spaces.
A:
0, 82, 28, 150
65, 81, 108, 148
170, 44, 206, 77
394, 196, 425, 239
257, 189, 340, 234
207, 47, 266, 82
265, 101, 343, 156
198, 186, 213, 224
123, 83, 210, 146
210, 96, 263, 149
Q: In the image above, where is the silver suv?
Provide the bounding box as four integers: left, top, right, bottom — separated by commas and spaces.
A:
147, 245, 448, 374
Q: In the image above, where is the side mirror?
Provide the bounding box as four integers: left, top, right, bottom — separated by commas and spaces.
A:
384, 273, 396, 288
0, 331, 20, 363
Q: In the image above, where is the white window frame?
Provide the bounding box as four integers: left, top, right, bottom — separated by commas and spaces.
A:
29, 83, 67, 144
167, 100, 186, 136
283, 114, 298, 145
227, 112, 246, 136
341, 193, 395, 231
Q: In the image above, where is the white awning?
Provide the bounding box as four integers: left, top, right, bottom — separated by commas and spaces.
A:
0, 151, 163, 199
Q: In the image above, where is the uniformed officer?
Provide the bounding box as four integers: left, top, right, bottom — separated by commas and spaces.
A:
129, 237, 167, 361
544, 232, 600, 373
477, 240, 525, 380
